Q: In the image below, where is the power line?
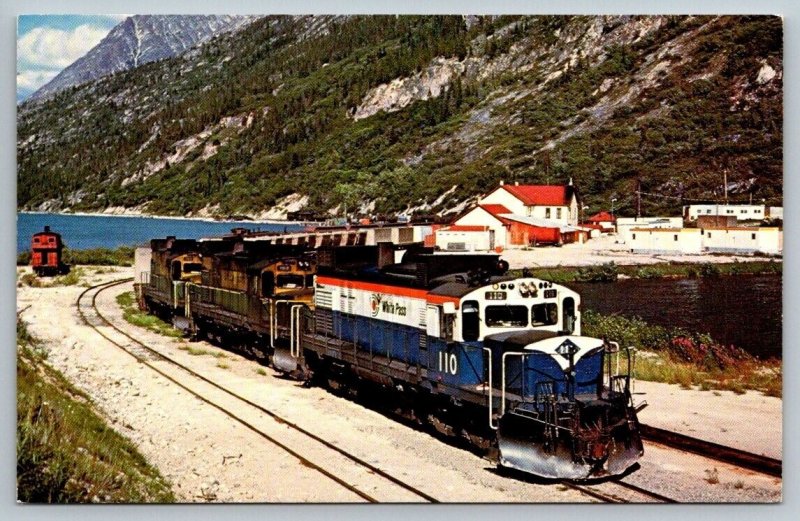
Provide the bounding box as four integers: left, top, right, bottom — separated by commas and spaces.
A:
634, 190, 757, 204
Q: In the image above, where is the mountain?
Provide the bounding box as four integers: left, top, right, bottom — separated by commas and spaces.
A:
28, 15, 259, 101
17, 15, 782, 220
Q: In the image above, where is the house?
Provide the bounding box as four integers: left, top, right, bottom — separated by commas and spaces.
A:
452, 203, 587, 248
479, 182, 579, 226
452, 204, 513, 247
586, 211, 616, 233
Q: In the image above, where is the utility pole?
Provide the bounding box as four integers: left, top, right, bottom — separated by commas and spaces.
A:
724, 170, 729, 206
636, 179, 642, 219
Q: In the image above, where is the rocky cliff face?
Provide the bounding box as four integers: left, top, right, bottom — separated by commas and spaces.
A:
28, 15, 259, 102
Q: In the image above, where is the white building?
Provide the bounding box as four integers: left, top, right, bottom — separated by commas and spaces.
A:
435, 225, 495, 251
628, 226, 782, 255
452, 204, 511, 247
628, 228, 703, 254
683, 204, 765, 222
702, 227, 783, 255
479, 182, 579, 226
767, 207, 783, 220
616, 217, 683, 243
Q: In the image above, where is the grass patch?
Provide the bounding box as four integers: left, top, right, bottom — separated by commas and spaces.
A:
17, 247, 135, 267
216, 362, 230, 369
255, 368, 267, 376
116, 292, 182, 338
177, 344, 226, 358
584, 311, 782, 397
17, 318, 174, 503
19, 268, 88, 288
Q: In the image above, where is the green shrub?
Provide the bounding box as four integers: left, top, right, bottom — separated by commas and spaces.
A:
576, 262, 619, 282
699, 263, 721, 277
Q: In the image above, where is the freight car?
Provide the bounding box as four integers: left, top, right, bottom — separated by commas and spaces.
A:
293, 244, 644, 479
30, 226, 68, 276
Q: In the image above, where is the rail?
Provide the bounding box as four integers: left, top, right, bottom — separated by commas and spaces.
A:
76, 278, 439, 503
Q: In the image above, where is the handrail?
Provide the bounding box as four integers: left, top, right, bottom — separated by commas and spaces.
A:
290, 304, 304, 358
274, 300, 293, 347
501, 351, 529, 416
482, 347, 498, 430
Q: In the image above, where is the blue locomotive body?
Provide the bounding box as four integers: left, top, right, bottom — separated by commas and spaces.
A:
300, 247, 644, 479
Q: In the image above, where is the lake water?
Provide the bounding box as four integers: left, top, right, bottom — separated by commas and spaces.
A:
17, 212, 305, 253
572, 275, 782, 360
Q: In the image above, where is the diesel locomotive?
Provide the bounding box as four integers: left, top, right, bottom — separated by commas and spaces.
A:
139, 237, 644, 480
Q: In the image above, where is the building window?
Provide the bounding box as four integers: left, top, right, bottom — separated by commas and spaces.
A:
707, 209, 712, 214
556, 208, 562, 219
708, 233, 711, 239
752, 233, 757, 240
674, 235, 678, 241
545, 208, 551, 219
632, 233, 636, 240
756, 209, 762, 213
743, 210, 748, 214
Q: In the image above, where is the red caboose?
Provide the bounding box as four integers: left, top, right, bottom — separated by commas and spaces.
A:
31, 226, 68, 276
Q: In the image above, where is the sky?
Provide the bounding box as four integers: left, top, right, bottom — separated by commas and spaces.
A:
16, 14, 130, 102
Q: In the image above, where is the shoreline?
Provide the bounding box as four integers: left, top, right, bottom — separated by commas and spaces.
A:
18, 210, 309, 226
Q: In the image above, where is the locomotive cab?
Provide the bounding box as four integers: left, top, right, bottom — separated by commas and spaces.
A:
259, 258, 316, 299
171, 254, 203, 283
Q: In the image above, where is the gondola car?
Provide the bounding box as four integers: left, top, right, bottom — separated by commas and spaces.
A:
30, 226, 68, 276
297, 244, 644, 479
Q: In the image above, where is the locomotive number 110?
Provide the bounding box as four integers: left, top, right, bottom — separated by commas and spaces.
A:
438, 351, 458, 375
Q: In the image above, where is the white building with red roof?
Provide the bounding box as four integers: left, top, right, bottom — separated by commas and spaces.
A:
451, 182, 584, 249
452, 204, 513, 247
479, 181, 579, 226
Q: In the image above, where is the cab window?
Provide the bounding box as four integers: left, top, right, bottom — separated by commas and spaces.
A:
462, 300, 480, 341
261, 273, 275, 296
485, 305, 528, 327
277, 274, 304, 288
532, 303, 558, 326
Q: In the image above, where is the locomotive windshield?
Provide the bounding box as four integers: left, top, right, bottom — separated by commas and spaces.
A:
277, 274, 305, 288
531, 303, 558, 326
183, 263, 202, 273
485, 305, 528, 327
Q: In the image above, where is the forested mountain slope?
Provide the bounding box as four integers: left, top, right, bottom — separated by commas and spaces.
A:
17, 15, 782, 219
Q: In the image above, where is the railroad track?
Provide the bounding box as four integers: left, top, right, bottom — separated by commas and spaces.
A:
76, 278, 777, 504
77, 278, 439, 503
563, 480, 678, 504
639, 424, 782, 478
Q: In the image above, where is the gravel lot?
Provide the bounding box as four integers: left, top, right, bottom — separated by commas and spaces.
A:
500, 233, 780, 269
